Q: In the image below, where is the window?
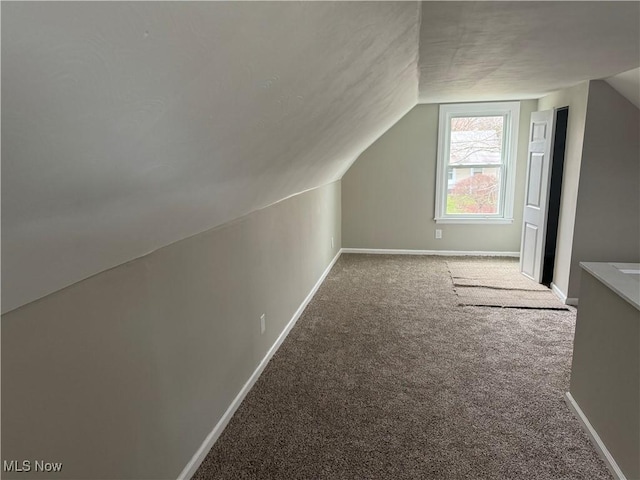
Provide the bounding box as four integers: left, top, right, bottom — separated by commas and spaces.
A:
435, 102, 520, 224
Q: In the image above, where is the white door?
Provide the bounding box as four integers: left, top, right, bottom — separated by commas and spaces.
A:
520, 109, 556, 282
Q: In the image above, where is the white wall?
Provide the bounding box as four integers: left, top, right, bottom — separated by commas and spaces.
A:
1, 182, 341, 480
537, 82, 590, 299
570, 268, 639, 480
538, 80, 640, 300
341, 101, 537, 252
568, 80, 640, 298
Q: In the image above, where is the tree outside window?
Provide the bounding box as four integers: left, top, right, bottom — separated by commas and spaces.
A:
435, 102, 520, 224
446, 116, 503, 214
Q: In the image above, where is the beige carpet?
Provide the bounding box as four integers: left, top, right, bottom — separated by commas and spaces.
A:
447, 258, 569, 310
194, 254, 609, 480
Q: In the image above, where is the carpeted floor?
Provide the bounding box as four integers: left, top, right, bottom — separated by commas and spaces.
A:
194, 254, 611, 480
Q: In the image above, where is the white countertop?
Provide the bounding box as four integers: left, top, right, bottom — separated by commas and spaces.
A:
580, 262, 640, 311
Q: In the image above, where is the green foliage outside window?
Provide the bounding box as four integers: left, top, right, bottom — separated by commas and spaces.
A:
446, 173, 499, 214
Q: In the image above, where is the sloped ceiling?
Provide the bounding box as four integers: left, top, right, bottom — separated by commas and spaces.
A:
419, 2, 640, 103
3, 1, 639, 314
2, 2, 420, 313
605, 67, 640, 109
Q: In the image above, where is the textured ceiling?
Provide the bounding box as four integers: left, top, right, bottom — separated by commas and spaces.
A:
3, 1, 639, 313
419, 2, 640, 103
2, 2, 420, 312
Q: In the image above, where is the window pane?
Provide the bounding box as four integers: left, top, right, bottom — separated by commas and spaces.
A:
446, 167, 501, 214
449, 116, 504, 165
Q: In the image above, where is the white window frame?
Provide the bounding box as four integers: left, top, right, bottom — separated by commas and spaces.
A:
435, 101, 520, 224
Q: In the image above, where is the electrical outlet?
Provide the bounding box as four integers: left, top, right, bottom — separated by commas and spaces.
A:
435, 229, 442, 239
260, 314, 266, 334
331, 236, 334, 249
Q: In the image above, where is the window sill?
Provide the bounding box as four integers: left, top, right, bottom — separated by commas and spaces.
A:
434, 217, 514, 225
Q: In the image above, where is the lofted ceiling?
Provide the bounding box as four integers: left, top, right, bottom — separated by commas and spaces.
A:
2, 2, 420, 313
2, 2, 639, 313
418, 1, 640, 103
605, 67, 640, 109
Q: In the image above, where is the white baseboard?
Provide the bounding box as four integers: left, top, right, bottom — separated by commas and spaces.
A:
551, 282, 567, 301
341, 248, 519, 257
177, 249, 342, 480
551, 282, 579, 306
564, 392, 626, 480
